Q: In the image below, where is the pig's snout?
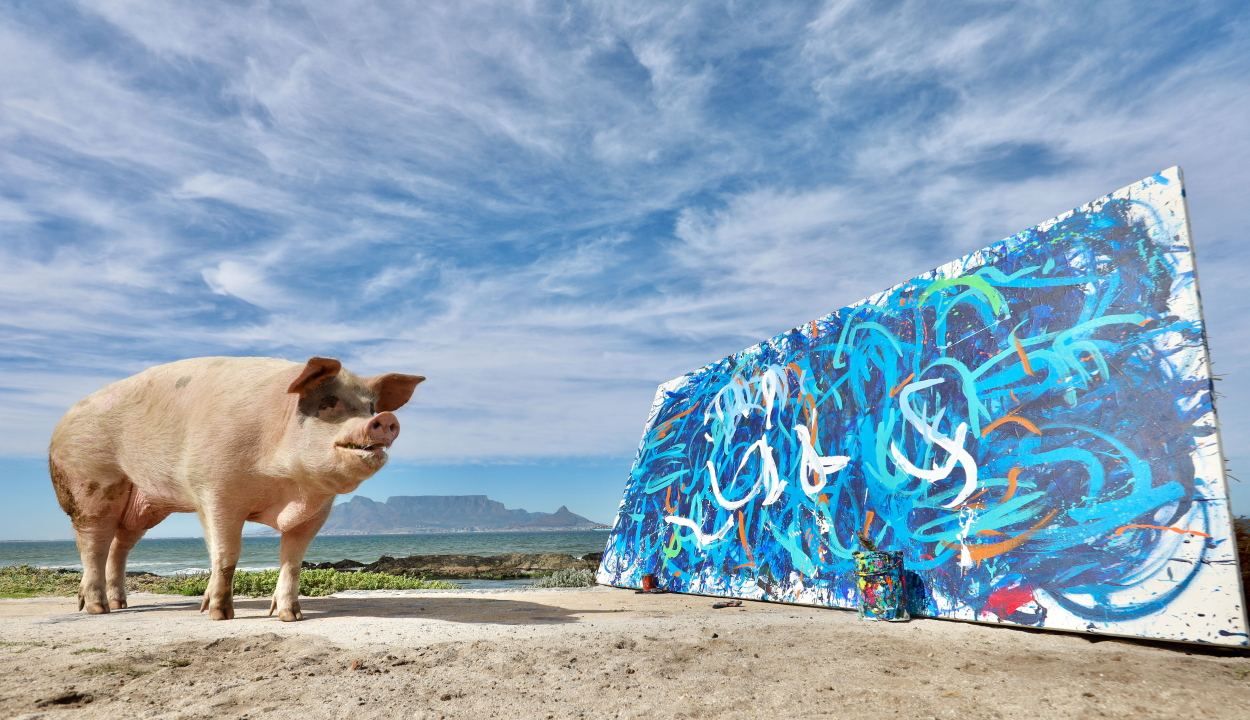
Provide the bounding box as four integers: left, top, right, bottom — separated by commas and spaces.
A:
367, 412, 400, 446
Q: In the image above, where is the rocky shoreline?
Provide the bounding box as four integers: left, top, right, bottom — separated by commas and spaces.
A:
302, 552, 604, 580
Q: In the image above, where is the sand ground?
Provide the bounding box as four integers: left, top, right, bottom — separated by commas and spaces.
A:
1, 587, 1248, 720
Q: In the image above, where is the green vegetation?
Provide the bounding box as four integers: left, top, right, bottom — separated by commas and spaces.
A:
531, 568, 596, 588
1, 564, 458, 598
157, 658, 191, 667
71, 648, 108, 655
0, 565, 81, 598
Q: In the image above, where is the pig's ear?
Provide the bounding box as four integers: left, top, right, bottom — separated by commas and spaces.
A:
287, 357, 342, 397
370, 373, 425, 412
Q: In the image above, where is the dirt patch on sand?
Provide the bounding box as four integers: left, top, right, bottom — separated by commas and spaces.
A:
1, 589, 1248, 719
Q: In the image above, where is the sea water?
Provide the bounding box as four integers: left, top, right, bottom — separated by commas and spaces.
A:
0, 530, 609, 577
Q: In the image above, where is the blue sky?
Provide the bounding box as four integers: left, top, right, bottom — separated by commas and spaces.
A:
2, 0, 1249, 540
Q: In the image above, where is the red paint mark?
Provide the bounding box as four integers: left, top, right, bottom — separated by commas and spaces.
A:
984, 585, 1036, 619
733, 563, 757, 569
889, 373, 915, 398
1113, 524, 1211, 539
982, 414, 1042, 438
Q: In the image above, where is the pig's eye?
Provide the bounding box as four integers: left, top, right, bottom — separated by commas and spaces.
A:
318, 396, 340, 413
369, 402, 376, 415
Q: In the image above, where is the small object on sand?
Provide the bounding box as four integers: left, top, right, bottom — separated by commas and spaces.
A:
712, 601, 743, 609
635, 573, 664, 593
852, 549, 909, 622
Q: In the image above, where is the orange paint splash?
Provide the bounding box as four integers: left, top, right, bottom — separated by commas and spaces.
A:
1003, 467, 1021, 503
889, 373, 915, 398
862, 510, 876, 537
982, 414, 1042, 437
1113, 524, 1211, 539
654, 405, 696, 439
958, 488, 988, 508
737, 511, 755, 565
1012, 334, 1036, 376
977, 529, 1008, 537
941, 509, 1059, 564
817, 494, 830, 505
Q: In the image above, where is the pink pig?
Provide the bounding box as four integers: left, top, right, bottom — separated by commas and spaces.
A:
48, 356, 424, 621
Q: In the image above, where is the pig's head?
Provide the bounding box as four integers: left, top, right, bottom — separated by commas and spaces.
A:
285, 357, 424, 489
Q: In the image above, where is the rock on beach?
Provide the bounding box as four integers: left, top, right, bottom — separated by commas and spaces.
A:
303, 552, 604, 579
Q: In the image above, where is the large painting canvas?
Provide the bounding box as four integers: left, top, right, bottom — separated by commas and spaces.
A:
597, 168, 1248, 645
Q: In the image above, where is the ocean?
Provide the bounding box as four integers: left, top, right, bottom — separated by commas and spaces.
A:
0, 530, 610, 581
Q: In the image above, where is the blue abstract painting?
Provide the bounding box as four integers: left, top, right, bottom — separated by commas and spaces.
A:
597, 168, 1248, 645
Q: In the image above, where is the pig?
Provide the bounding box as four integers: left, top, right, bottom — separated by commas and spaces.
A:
48, 356, 424, 621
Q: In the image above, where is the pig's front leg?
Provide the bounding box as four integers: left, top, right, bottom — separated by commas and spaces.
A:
269, 502, 333, 622
198, 513, 245, 620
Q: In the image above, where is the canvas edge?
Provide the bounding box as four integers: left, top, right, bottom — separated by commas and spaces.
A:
1169, 165, 1250, 641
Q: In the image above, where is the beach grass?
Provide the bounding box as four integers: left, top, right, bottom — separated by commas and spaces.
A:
531, 568, 596, 588
0, 564, 458, 598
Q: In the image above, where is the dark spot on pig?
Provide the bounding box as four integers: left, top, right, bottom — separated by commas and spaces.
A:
87, 480, 100, 495
49, 458, 79, 521
319, 396, 339, 413
103, 481, 126, 501
176, 375, 192, 389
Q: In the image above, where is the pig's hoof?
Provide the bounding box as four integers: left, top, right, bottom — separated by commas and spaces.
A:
85, 602, 110, 615
278, 607, 303, 622
109, 598, 127, 610
209, 606, 235, 621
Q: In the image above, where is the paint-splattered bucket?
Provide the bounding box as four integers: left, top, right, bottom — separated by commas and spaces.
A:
641, 573, 658, 591
853, 550, 910, 622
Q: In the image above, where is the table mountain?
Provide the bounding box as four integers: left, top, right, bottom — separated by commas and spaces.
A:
314, 494, 608, 535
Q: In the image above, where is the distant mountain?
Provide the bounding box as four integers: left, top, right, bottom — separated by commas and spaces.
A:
296, 495, 608, 535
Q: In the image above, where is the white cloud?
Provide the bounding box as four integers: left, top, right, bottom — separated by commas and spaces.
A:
0, 0, 1248, 500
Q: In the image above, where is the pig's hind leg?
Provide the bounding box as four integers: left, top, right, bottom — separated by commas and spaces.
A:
270, 503, 333, 622
107, 488, 172, 608
50, 460, 127, 615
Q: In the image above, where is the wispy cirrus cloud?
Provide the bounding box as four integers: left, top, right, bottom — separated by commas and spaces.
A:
2, 1, 1249, 519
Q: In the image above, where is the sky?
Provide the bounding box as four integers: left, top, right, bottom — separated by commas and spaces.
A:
2, 0, 1249, 540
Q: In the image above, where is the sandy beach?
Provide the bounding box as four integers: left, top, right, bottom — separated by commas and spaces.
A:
2, 587, 1248, 719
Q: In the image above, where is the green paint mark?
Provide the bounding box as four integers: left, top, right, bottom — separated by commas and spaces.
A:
919, 275, 1007, 316
663, 530, 683, 559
